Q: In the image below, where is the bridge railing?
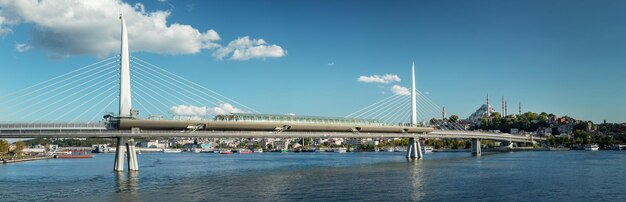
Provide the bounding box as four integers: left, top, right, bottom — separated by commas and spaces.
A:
0, 122, 106, 129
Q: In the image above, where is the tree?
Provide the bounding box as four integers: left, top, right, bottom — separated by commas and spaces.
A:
429, 118, 439, 125
0, 139, 9, 154
449, 115, 459, 123
15, 141, 25, 154
266, 143, 273, 150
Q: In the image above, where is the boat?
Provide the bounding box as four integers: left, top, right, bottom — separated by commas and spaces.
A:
584, 144, 599, 151
54, 151, 94, 158
613, 144, 626, 151
220, 150, 233, 154
333, 148, 347, 153
46, 151, 72, 156
422, 146, 434, 153
280, 149, 289, 153
55, 154, 94, 158
162, 149, 182, 153
238, 150, 253, 154
253, 149, 264, 153
386, 148, 394, 152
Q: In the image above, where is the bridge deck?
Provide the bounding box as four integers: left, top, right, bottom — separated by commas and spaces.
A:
0, 129, 540, 142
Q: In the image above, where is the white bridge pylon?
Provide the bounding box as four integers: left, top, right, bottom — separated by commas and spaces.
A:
114, 14, 135, 172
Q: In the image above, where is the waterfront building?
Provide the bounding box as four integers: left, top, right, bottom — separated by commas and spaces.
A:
344, 138, 373, 148
272, 139, 289, 150
139, 140, 167, 148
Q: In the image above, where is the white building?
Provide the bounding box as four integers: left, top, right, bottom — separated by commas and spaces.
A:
139, 140, 167, 148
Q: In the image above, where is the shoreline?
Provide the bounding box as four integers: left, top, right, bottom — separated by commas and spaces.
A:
1, 156, 53, 164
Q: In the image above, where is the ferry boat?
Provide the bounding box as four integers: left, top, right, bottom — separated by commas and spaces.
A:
333, 148, 347, 153
162, 149, 182, 153
46, 151, 72, 156
584, 144, 599, 151
238, 150, 253, 154
422, 146, 434, 153
53, 151, 94, 158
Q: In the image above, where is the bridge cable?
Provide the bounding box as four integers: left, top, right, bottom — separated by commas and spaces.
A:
55, 84, 118, 122
131, 56, 260, 113
7, 66, 119, 118
0, 55, 118, 102
32, 77, 119, 122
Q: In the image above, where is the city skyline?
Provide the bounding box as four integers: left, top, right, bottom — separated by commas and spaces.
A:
1, 0, 625, 123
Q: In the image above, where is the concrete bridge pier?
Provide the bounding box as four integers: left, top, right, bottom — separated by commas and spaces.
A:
114, 137, 126, 172
114, 136, 139, 172
126, 138, 139, 171
471, 138, 481, 156
406, 137, 423, 159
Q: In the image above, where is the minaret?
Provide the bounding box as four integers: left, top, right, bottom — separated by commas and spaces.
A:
518, 102, 522, 115
505, 99, 508, 116
442, 107, 446, 121
486, 93, 490, 117
119, 14, 132, 117
411, 62, 417, 126
501, 96, 505, 117
504, 100, 509, 116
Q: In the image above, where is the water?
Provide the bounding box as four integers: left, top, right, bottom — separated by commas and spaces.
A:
1, 151, 625, 201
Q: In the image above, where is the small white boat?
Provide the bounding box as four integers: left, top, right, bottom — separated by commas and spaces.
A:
422, 146, 434, 153
253, 149, 264, 153
333, 148, 347, 153
584, 144, 599, 151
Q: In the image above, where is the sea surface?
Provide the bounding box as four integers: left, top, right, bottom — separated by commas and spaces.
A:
1, 151, 625, 201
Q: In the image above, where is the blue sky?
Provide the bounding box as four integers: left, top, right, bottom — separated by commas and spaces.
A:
1, 0, 625, 123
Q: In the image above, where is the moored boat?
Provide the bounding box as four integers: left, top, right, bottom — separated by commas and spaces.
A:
584, 144, 599, 151
162, 149, 182, 153
333, 148, 347, 153
220, 150, 233, 154
55, 154, 94, 158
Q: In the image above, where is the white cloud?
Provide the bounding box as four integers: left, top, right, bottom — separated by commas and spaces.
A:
214, 36, 286, 60
170, 103, 244, 119
207, 103, 244, 115
170, 105, 209, 119
357, 74, 401, 84
390, 85, 410, 96
0, 15, 11, 35
0, 0, 284, 61
15, 43, 30, 52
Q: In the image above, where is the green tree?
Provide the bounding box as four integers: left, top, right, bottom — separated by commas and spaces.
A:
0, 139, 9, 154
449, 115, 459, 123
15, 141, 25, 154
429, 118, 439, 125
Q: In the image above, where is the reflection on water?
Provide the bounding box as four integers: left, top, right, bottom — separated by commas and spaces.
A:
1, 151, 626, 201
115, 171, 139, 193
408, 160, 425, 201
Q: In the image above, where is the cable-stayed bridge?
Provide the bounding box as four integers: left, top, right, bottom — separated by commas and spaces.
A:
0, 15, 542, 172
